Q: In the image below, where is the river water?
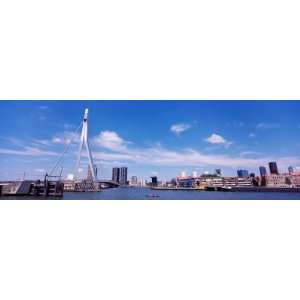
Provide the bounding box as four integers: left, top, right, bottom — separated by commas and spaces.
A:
62, 187, 300, 200
2, 187, 300, 200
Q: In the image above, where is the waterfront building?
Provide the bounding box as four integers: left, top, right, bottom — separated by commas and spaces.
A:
223, 177, 237, 186
130, 176, 138, 186
200, 176, 223, 187
237, 169, 249, 177
139, 179, 146, 187
120, 167, 128, 185
192, 171, 198, 178
266, 174, 289, 187
176, 173, 256, 188
112, 167, 128, 185
169, 178, 177, 187
259, 166, 267, 176
288, 166, 294, 175
112, 167, 120, 182
223, 176, 252, 187
177, 177, 194, 187
269, 162, 279, 175
265, 174, 300, 187
236, 177, 253, 187
290, 174, 300, 186
63, 180, 76, 191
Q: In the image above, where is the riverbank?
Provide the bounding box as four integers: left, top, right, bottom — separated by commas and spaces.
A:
151, 186, 300, 193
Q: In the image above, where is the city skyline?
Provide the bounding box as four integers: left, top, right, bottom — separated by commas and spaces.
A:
0, 100, 300, 181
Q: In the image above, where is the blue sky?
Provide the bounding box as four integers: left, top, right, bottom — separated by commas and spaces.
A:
0, 100, 300, 181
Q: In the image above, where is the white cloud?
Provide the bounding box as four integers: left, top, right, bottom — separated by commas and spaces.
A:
94, 131, 129, 150
240, 151, 262, 157
0, 146, 57, 157
170, 123, 191, 135
52, 137, 63, 144
52, 131, 80, 145
2, 133, 300, 176
89, 145, 300, 172
256, 123, 280, 129
249, 133, 256, 138
38, 106, 48, 110
205, 133, 232, 148
206, 133, 226, 144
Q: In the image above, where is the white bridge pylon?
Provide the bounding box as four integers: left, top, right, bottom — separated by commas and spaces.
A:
74, 108, 97, 181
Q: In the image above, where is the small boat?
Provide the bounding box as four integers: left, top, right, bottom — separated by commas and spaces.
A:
146, 194, 160, 198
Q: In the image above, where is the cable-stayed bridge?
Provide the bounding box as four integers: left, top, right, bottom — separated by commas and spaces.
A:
49, 108, 115, 192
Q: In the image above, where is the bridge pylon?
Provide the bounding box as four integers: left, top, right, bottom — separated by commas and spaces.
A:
74, 108, 97, 181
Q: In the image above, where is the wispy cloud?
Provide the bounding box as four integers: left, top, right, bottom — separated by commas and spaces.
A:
31, 139, 52, 147
0, 146, 57, 157
88, 131, 300, 171
2, 129, 299, 176
205, 133, 232, 148
249, 133, 256, 138
256, 123, 280, 129
89, 144, 300, 172
227, 121, 244, 128
240, 151, 262, 157
34, 168, 46, 173
63, 123, 76, 130
52, 131, 80, 145
170, 123, 192, 136
38, 106, 48, 110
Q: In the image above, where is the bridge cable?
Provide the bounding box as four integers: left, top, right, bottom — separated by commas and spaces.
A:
48, 122, 83, 177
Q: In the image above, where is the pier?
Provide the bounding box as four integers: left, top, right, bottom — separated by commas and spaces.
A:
0, 177, 64, 198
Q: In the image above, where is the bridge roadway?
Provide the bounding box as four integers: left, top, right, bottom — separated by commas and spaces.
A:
98, 180, 120, 188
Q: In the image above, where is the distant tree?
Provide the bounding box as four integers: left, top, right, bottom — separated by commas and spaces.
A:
285, 177, 292, 185
252, 177, 259, 186
260, 176, 267, 186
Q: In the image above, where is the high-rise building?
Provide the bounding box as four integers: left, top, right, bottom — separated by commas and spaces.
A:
131, 176, 138, 186
215, 169, 222, 176
192, 171, 198, 178
119, 167, 128, 185
288, 166, 294, 175
139, 179, 146, 187
259, 166, 267, 177
151, 176, 158, 186
237, 169, 249, 177
112, 167, 120, 182
269, 162, 279, 175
